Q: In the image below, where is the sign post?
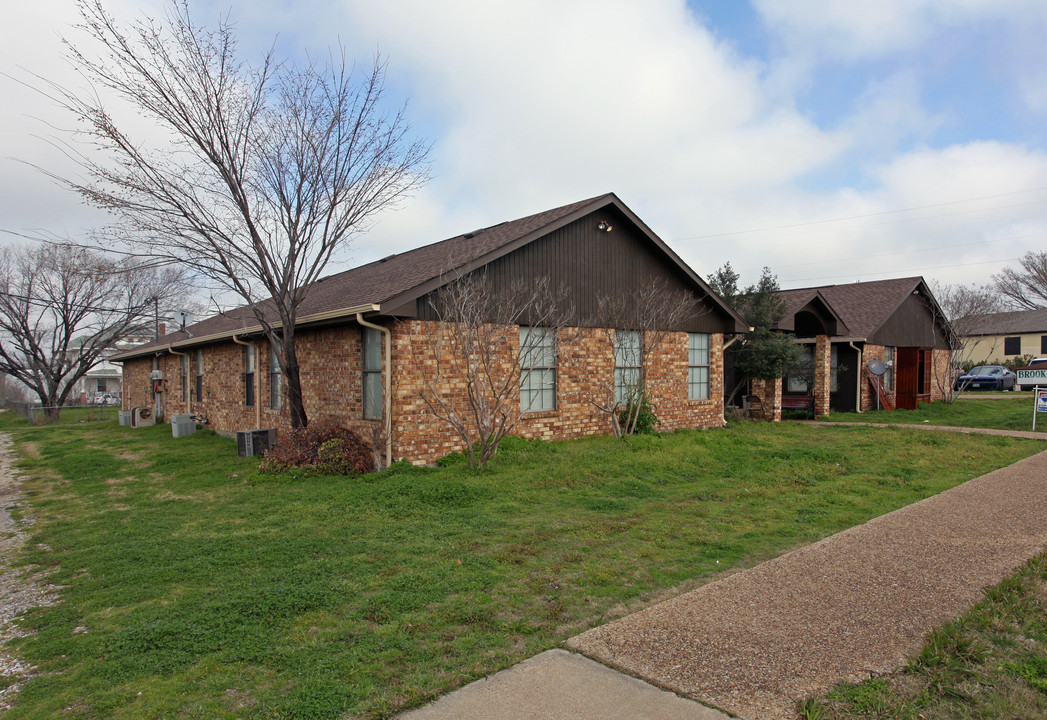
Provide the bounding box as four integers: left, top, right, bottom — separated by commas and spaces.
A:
1035, 387, 1047, 432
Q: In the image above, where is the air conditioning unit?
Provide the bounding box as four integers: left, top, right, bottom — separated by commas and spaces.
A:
131, 406, 155, 427
149, 370, 164, 381
171, 413, 196, 438
118, 410, 132, 426
237, 428, 277, 458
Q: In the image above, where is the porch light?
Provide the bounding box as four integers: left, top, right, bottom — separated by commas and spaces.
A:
597, 220, 613, 232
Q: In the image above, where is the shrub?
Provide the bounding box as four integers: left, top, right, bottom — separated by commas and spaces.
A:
617, 395, 660, 435
259, 420, 373, 476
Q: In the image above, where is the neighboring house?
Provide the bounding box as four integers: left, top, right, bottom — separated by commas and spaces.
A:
958, 308, 1047, 364
71, 333, 154, 403
110, 193, 749, 465
747, 277, 954, 420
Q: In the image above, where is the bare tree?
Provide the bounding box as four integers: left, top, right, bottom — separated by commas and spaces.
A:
0, 243, 186, 418
588, 281, 697, 437
412, 273, 572, 470
994, 251, 1047, 310
37, 0, 429, 428
928, 281, 1004, 402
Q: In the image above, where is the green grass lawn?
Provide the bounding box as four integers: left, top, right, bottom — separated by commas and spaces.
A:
822, 394, 1043, 432
0, 412, 1043, 719
803, 551, 1047, 720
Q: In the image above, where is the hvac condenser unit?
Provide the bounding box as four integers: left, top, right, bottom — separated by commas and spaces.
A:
131, 406, 155, 427
237, 428, 277, 458
171, 414, 196, 438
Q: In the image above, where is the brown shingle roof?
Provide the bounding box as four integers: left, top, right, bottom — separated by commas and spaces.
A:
778, 277, 927, 339
112, 193, 746, 360
961, 308, 1047, 336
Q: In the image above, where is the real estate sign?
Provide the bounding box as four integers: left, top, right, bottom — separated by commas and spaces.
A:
1035, 389, 1047, 431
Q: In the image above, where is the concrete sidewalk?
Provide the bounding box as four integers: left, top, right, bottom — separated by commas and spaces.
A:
398, 649, 728, 720
399, 439, 1047, 720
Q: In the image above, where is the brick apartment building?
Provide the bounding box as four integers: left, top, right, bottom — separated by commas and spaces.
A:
111, 193, 749, 465
749, 278, 954, 420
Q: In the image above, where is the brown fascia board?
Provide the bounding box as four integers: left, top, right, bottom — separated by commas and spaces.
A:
110, 303, 381, 362
377, 193, 751, 332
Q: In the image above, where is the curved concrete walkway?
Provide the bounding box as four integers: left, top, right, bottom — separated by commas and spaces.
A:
401, 430, 1047, 720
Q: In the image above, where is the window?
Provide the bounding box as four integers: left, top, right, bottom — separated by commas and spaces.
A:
195, 349, 203, 402
180, 354, 189, 403
1042, 336, 1047, 354
614, 330, 642, 404
883, 346, 895, 392
97, 378, 107, 393
520, 327, 557, 412
1004, 336, 1021, 356
362, 327, 383, 420
688, 333, 710, 400
787, 347, 813, 393
243, 345, 256, 407
269, 344, 282, 410
830, 346, 839, 393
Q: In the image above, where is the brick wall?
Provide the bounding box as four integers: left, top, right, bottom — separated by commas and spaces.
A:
124, 321, 728, 465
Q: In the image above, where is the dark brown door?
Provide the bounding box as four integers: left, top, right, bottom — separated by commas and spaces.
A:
896, 347, 919, 410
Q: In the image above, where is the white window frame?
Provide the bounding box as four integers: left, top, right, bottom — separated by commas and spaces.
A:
362, 327, 383, 420
243, 345, 256, 408
269, 344, 282, 411
688, 333, 710, 400
615, 330, 642, 404
520, 326, 557, 412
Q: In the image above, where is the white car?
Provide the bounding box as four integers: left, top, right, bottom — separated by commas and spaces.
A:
93, 393, 120, 406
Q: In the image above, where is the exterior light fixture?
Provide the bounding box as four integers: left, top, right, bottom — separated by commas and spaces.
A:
597, 220, 613, 232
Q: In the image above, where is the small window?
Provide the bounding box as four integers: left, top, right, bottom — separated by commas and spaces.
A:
195, 349, 203, 402
688, 333, 710, 400
1042, 335, 1047, 354
243, 345, 256, 408
614, 330, 642, 404
521, 327, 557, 412
97, 378, 107, 393
180, 354, 189, 403
269, 344, 282, 410
1004, 336, 1021, 356
883, 347, 895, 392
362, 327, 383, 420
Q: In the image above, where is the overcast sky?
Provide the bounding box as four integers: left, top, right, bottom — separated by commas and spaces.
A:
3, 0, 1047, 294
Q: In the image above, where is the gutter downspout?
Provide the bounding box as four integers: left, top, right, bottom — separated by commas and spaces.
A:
720, 334, 743, 426
168, 347, 191, 415
231, 334, 261, 428
849, 341, 864, 413
357, 313, 392, 468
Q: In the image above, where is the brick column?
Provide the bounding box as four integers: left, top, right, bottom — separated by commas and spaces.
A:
813, 335, 831, 417
750, 377, 783, 422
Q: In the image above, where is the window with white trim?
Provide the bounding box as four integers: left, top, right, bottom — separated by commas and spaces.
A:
243, 345, 256, 407
362, 327, 383, 420
269, 344, 282, 410
614, 330, 642, 404
180, 354, 189, 403
195, 349, 203, 402
884, 346, 895, 392
688, 333, 710, 400
520, 326, 556, 412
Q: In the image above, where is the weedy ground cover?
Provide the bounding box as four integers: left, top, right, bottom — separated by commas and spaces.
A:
0, 412, 1041, 719
823, 395, 1040, 432
801, 551, 1047, 720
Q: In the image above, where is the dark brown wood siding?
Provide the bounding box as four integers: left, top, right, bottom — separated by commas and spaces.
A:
869, 292, 950, 349
416, 207, 733, 332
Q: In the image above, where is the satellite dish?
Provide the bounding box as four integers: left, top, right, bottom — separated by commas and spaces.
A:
868, 360, 887, 376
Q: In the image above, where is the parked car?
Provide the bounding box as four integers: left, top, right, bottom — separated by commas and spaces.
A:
954, 365, 1016, 391
92, 393, 120, 406
1016, 358, 1047, 390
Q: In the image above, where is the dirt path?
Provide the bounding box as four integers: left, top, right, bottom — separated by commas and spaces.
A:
569, 448, 1047, 719
0, 432, 58, 711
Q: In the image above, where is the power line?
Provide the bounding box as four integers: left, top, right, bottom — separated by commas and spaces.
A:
671, 185, 1047, 242
781, 257, 1018, 286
